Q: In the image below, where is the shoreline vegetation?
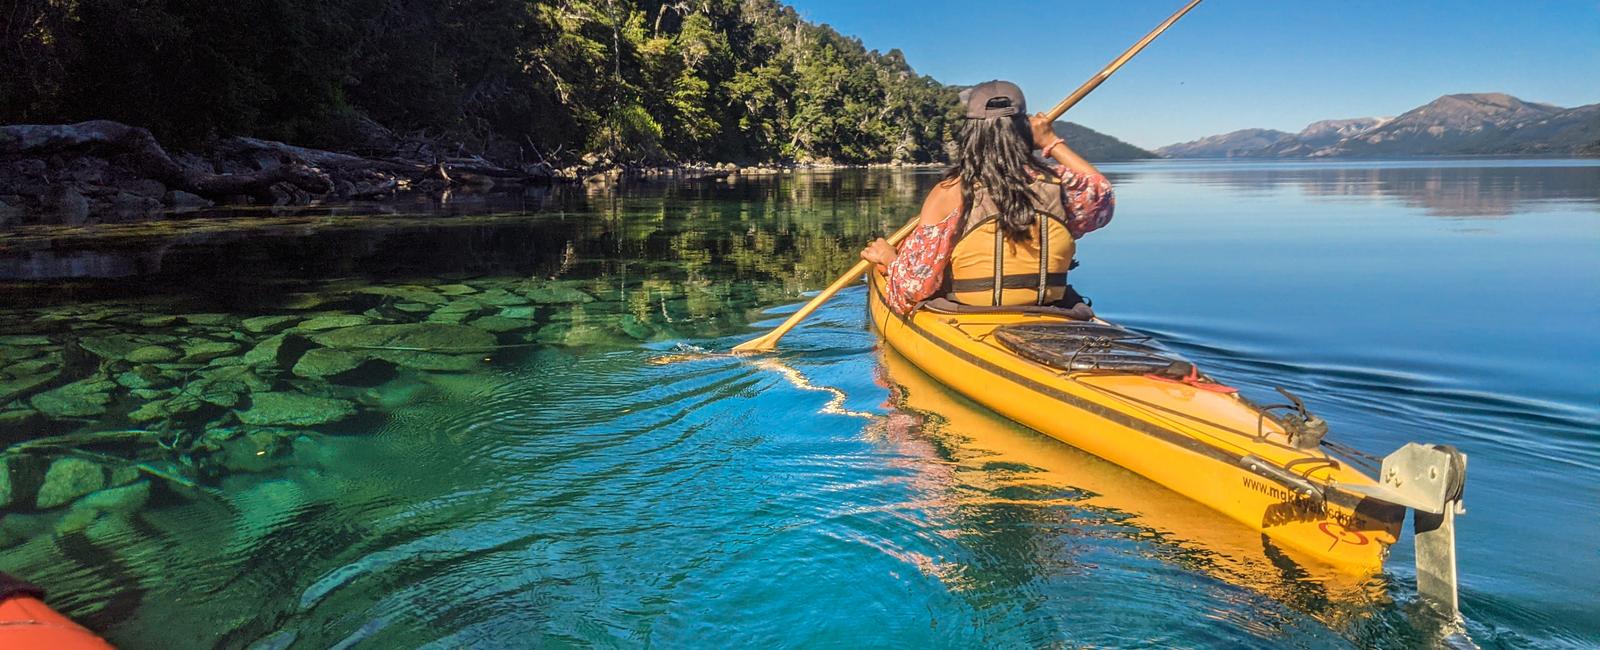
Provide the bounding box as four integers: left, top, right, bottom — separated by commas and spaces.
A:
2, 0, 963, 222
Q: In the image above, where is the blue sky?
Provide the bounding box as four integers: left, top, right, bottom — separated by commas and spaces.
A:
784, 1, 1600, 149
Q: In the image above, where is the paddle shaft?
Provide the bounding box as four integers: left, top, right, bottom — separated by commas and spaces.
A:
732, 0, 1202, 353
730, 220, 918, 353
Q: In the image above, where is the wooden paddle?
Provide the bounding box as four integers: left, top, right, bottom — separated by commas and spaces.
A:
732, 0, 1203, 354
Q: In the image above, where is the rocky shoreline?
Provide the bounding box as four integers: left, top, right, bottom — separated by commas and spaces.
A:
0, 120, 944, 226
0, 273, 689, 547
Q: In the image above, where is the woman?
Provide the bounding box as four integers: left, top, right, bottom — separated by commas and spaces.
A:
861, 80, 1114, 315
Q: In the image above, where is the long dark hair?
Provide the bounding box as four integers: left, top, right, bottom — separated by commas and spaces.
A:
942, 115, 1055, 242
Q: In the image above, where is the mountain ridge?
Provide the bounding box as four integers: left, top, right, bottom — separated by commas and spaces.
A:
1158, 93, 1600, 158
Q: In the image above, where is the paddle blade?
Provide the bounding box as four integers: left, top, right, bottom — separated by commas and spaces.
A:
730, 331, 780, 354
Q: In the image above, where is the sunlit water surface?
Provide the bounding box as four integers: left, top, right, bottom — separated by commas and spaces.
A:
1, 160, 1596, 648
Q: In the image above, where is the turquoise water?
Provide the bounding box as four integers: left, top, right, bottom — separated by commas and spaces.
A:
1, 160, 1597, 648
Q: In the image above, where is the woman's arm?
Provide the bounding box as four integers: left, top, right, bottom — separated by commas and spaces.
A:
1031, 113, 1102, 179
860, 182, 963, 314
1031, 113, 1115, 237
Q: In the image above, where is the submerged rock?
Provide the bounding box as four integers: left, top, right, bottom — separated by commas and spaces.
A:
241, 315, 302, 334
311, 323, 494, 371
294, 314, 373, 332
242, 333, 315, 370
195, 365, 273, 393
292, 348, 380, 382
497, 306, 538, 320
114, 364, 167, 390
29, 377, 116, 417
177, 313, 233, 327
78, 335, 143, 360
0, 455, 47, 510
35, 457, 108, 509
467, 315, 536, 334
358, 285, 448, 305
126, 344, 181, 363
426, 300, 491, 324
236, 392, 356, 427
73, 480, 151, 514
617, 314, 655, 341
475, 288, 531, 307
435, 284, 478, 296
0, 371, 60, 406
519, 284, 596, 304
180, 339, 243, 364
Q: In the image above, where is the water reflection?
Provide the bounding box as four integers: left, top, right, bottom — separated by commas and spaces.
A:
1128, 160, 1600, 217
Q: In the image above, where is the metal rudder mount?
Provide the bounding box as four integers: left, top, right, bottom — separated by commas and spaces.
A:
1335, 442, 1469, 619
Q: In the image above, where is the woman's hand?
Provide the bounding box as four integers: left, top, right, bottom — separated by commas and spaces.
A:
860, 238, 898, 267
1030, 113, 1061, 150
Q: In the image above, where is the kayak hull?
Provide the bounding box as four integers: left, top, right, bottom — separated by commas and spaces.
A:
866, 271, 1404, 573
0, 596, 115, 649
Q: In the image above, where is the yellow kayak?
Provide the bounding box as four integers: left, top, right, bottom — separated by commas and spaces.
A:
878, 347, 1388, 610
866, 270, 1425, 574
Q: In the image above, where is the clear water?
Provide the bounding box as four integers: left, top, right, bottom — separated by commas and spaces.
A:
1, 160, 1596, 648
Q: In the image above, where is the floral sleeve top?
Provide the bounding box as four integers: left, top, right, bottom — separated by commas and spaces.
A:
884, 167, 1114, 315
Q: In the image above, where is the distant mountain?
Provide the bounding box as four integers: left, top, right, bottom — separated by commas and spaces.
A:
1159, 93, 1600, 158
1052, 121, 1159, 161
1154, 128, 1295, 158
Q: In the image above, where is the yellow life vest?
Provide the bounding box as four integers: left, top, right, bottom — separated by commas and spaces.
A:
948, 177, 1075, 306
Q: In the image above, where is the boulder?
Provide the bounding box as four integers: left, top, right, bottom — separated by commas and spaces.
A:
35, 457, 108, 509
236, 392, 356, 427
241, 315, 301, 334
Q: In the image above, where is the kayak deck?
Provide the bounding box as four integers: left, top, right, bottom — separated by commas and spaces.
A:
866, 271, 1405, 572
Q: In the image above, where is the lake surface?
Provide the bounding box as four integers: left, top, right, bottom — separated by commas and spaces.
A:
1, 159, 1596, 648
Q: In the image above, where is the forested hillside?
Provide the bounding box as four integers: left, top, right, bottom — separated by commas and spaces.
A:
1, 0, 958, 165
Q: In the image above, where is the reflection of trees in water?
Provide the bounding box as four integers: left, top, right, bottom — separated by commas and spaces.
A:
1163, 165, 1600, 218
0, 172, 943, 319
